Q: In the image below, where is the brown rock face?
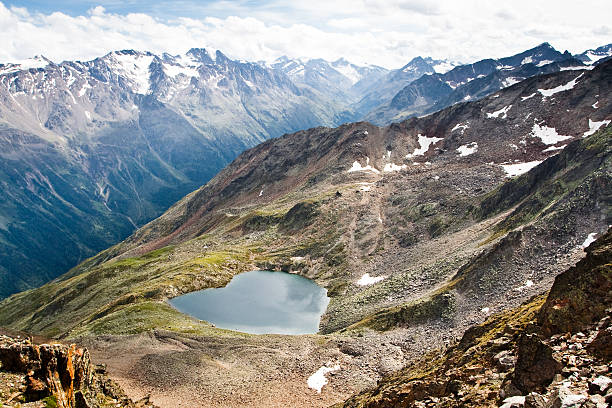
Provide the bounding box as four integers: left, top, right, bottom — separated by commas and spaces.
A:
0, 336, 92, 407
587, 316, 612, 359
0, 334, 145, 408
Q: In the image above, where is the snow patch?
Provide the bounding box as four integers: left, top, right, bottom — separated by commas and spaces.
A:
406, 134, 443, 158
584, 50, 612, 64
163, 63, 199, 78
332, 62, 362, 85
531, 123, 572, 145
357, 273, 385, 286
502, 77, 521, 88
456, 142, 478, 156
583, 119, 610, 137
501, 396, 526, 408
538, 74, 583, 97
487, 105, 512, 119
521, 56, 533, 65
542, 144, 566, 152
348, 157, 380, 174
521, 92, 537, 101
0, 56, 49, 75
481, 307, 490, 314
383, 162, 407, 172
78, 82, 92, 97
432, 61, 456, 74
109, 53, 154, 94
592, 101, 599, 109
501, 161, 542, 177
84, 111, 91, 120
581, 233, 597, 249
560, 65, 594, 71
258, 189, 264, 197
307, 364, 340, 393
515, 280, 535, 292
536, 60, 553, 67
451, 123, 469, 133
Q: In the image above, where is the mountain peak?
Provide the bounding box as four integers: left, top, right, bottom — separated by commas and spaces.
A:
113, 49, 153, 57
186, 47, 214, 63
0, 55, 53, 74
333, 57, 350, 65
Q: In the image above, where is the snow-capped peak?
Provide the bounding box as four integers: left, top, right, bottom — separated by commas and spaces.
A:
431, 59, 459, 74
331, 58, 365, 85
0, 55, 53, 75
105, 51, 155, 94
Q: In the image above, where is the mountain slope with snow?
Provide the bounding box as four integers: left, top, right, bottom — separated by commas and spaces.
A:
365, 43, 583, 124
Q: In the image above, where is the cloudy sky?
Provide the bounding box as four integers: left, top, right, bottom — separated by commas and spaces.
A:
1, 0, 610, 68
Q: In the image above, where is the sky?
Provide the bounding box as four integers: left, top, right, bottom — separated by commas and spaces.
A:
1, 0, 611, 68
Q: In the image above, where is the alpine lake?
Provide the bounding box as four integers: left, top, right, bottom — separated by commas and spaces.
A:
169, 270, 330, 335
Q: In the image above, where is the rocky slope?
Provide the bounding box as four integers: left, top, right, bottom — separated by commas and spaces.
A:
0, 58, 609, 407
0, 48, 349, 298
339, 227, 612, 408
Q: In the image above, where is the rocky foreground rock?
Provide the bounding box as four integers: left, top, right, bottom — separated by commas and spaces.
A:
339, 228, 612, 407
0, 334, 156, 408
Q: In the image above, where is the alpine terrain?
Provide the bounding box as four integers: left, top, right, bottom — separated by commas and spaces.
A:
0, 41, 609, 299
0, 54, 609, 407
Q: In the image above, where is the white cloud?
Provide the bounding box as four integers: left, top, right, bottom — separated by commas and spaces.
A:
0, 1, 610, 68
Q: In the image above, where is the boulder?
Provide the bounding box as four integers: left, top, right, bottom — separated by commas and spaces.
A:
511, 334, 562, 393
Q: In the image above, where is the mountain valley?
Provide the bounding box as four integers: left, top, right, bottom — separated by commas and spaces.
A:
0, 51, 609, 407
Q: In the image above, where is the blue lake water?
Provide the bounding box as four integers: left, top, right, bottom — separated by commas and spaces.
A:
169, 270, 330, 335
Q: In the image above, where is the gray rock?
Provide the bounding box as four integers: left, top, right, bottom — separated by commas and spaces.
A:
495, 350, 517, 370
551, 387, 587, 408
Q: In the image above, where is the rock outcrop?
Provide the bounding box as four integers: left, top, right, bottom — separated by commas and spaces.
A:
0, 334, 155, 408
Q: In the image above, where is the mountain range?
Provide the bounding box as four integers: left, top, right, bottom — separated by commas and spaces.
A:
0, 41, 609, 302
